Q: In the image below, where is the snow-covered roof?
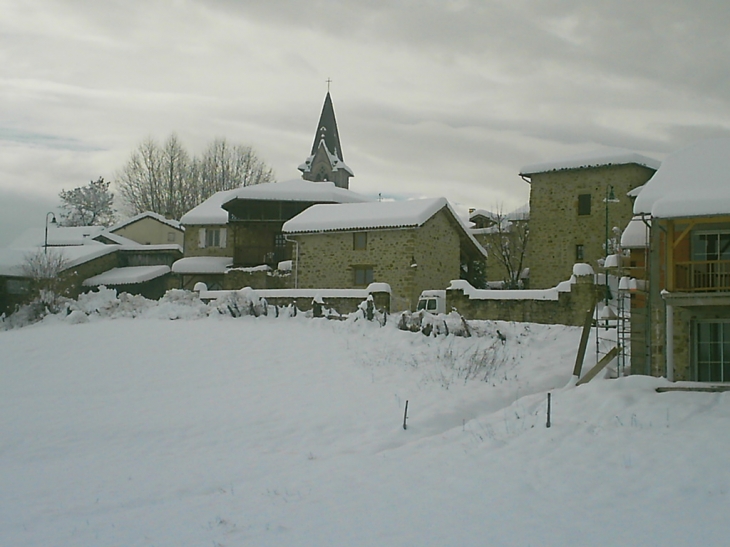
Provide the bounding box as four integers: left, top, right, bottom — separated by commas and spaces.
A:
179, 180, 370, 226
283, 197, 449, 233
82, 265, 171, 287
171, 256, 233, 274
298, 141, 355, 176
468, 209, 497, 223
626, 184, 644, 198
9, 225, 107, 248
0, 246, 119, 277
520, 148, 661, 177
621, 216, 651, 248
109, 211, 183, 232
283, 197, 487, 257
633, 139, 730, 218
222, 179, 369, 206
179, 189, 238, 226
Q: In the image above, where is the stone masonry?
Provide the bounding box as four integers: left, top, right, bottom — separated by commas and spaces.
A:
447, 272, 599, 326
290, 208, 461, 311
527, 163, 655, 289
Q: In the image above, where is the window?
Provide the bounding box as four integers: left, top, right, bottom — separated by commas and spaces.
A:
575, 244, 584, 261
199, 228, 227, 248
578, 194, 591, 216
353, 266, 374, 286
695, 321, 730, 382
353, 232, 367, 250
692, 231, 730, 261
690, 231, 730, 289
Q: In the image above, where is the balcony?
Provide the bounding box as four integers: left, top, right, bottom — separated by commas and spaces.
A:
234, 246, 290, 268
675, 260, 730, 292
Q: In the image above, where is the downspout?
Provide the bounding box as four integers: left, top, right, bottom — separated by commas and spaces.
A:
640, 213, 653, 376
284, 235, 299, 289
656, 219, 670, 380
664, 296, 675, 382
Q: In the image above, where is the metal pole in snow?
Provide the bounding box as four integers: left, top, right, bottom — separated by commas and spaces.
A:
546, 393, 551, 428
403, 400, 409, 430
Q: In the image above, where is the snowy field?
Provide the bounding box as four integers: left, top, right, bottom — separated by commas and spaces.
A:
2, 290, 730, 546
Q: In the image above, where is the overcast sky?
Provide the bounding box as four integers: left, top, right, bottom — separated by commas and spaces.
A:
2, 0, 729, 246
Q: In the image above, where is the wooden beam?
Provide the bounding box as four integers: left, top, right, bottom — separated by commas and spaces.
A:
576, 346, 620, 386
572, 299, 596, 378
673, 220, 696, 249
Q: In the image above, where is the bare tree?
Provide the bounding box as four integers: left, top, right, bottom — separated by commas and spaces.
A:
117, 137, 165, 216
483, 207, 529, 289
117, 134, 275, 220
21, 249, 70, 312
58, 177, 116, 227
194, 138, 275, 199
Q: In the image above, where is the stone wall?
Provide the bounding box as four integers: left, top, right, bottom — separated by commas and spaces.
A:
183, 224, 234, 258
224, 268, 292, 290
290, 208, 461, 311
446, 273, 598, 326
527, 163, 655, 289
196, 285, 390, 315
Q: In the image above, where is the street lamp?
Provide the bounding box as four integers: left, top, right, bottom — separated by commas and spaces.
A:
44, 212, 57, 254
603, 186, 619, 305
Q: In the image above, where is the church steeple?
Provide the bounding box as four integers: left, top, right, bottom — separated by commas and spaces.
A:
298, 91, 354, 189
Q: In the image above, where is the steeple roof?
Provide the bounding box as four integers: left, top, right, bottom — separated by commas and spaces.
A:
310, 92, 344, 161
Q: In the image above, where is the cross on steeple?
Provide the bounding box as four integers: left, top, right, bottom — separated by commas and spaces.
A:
326, 78, 332, 92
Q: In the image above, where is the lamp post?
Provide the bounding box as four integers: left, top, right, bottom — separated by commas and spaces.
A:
603, 186, 619, 305
44, 212, 57, 254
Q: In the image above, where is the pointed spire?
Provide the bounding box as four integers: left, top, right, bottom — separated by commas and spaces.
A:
299, 89, 353, 189
310, 92, 344, 162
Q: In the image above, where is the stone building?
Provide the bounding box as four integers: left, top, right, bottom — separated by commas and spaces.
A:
175, 91, 367, 290
108, 211, 184, 247
629, 139, 730, 382
520, 149, 659, 289
282, 197, 486, 311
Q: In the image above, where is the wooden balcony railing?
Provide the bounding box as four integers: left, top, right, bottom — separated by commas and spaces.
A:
675, 260, 730, 292
234, 246, 290, 268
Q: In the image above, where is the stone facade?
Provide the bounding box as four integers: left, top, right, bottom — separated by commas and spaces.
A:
447, 274, 599, 326
183, 225, 234, 258
526, 163, 655, 289
289, 209, 462, 311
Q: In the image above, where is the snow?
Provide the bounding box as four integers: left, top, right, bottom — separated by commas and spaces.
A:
283, 197, 449, 233
2, 292, 730, 546
283, 198, 487, 257
0, 245, 119, 276
449, 276, 576, 301
196, 282, 391, 302
171, 256, 233, 274
621, 216, 651, 248
633, 138, 730, 218
179, 180, 371, 226
572, 263, 595, 277
82, 265, 171, 286
520, 148, 661, 176
222, 178, 370, 206
179, 188, 238, 225
299, 141, 355, 176
109, 211, 183, 232
9, 225, 107, 248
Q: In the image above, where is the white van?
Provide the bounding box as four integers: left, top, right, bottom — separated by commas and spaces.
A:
416, 290, 446, 314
